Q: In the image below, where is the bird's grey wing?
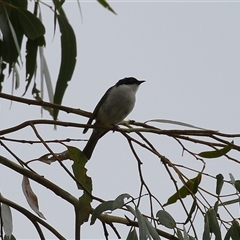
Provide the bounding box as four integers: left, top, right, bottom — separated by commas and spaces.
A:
83, 86, 113, 133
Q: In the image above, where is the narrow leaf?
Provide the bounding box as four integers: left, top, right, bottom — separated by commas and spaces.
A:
177, 229, 184, 240
69, 146, 92, 192
229, 173, 236, 184
17, 9, 45, 40
234, 180, 240, 193
145, 119, 206, 130
145, 218, 161, 240
53, 14, 76, 120
183, 226, 189, 240
135, 206, 149, 240
216, 174, 224, 195
199, 142, 233, 159
156, 210, 176, 229
164, 173, 201, 206
1, 204, 13, 237
112, 193, 131, 210
90, 200, 115, 225
207, 208, 222, 240
202, 213, 210, 240
22, 176, 46, 219
77, 192, 91, 225
185, 199, 197, 224
230, 220, 240, 240
219, 197, 240, 207
97, 0, 116, 14
127, 229, 138, 240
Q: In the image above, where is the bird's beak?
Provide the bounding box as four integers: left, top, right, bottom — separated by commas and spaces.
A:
139, 80, 145, 84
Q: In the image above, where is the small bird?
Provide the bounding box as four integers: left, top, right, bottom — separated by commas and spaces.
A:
82, 77, 145, 159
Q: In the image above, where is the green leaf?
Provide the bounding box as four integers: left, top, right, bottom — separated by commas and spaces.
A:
69, 146, 92, 192
127, 229, 138, 240
144, 218, 161, 240
183, 226, 189, 240
214, 201, 219, 214
112, 193, 131, 210
17, 9, 45, 40
77, 192, 91, 225
202, 213, 210, 240
207, 208, 222, 240
230, 220, 240, 240
219, 197, 240, 207
90, 200, 114, 225
177, 229, 184, 240
156, 210, 176, 229
0, 2, 24, 66
4, 235, 16, 240
224, 228, 231, 240
198, 142, 233, 158
234, 180, 240, 193
185, 199, 197, 224
164, 173, 201, 206
91, 193, 131, 225
216, 174, 224, 195
97, 0, 117, 14
24, 38, 38, 93
145, 119, 206, 130
135, 206, 149, 240
53, 14, 76, 120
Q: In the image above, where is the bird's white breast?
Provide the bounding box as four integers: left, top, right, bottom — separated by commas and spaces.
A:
96, 84, 139, 125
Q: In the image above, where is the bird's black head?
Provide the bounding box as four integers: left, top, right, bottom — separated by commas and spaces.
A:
116, 77, 145, 87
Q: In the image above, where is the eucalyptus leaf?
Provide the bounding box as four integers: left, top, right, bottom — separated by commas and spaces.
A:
156, 210, 176, 229
199, 142, 233, 159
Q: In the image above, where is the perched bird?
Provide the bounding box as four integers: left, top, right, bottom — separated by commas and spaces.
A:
82, 77, 145, 159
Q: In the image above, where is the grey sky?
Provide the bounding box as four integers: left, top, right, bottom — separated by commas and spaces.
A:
1, 1, 240, 239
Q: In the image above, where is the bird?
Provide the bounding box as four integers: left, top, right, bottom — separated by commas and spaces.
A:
82, 77, 145, 159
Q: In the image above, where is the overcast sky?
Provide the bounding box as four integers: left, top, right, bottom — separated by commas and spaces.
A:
1, 1, 240, 239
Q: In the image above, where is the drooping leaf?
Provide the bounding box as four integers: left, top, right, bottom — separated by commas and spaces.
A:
22, 176, 46, 219
156, 210, 176, 229
1, 203, 13, 237
77, 192, 92, 225
3, 235, 16, 240
112, 193, 131, 210
202, 213, 210, 240
69, 146, 92, 192
90, 200, 115, 225
207, 208, 222, 240
185, 199, 197, 224
219, 198, 240, 207
97, 0, 116, 14
216, 174, 224, 195
53, 13, 76, 120
144, 218, 161, 240
145, 119, 206, 130
234, 180, 240, 193
229, 220, 240, 240
198, 142, 233, 159
17, 9, 45, 40
177, 229, 184, 240
135, 206, 149, 240
24, 38, 38, 93
164, 173, 202, 206
214, 200, 219, 214
229, 173, 236, 184
91, 193, 132, 225
183, 226, 189, 240
127, 229, 138, 240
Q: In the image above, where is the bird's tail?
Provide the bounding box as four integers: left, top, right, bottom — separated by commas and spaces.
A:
82, 130, 108, 159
